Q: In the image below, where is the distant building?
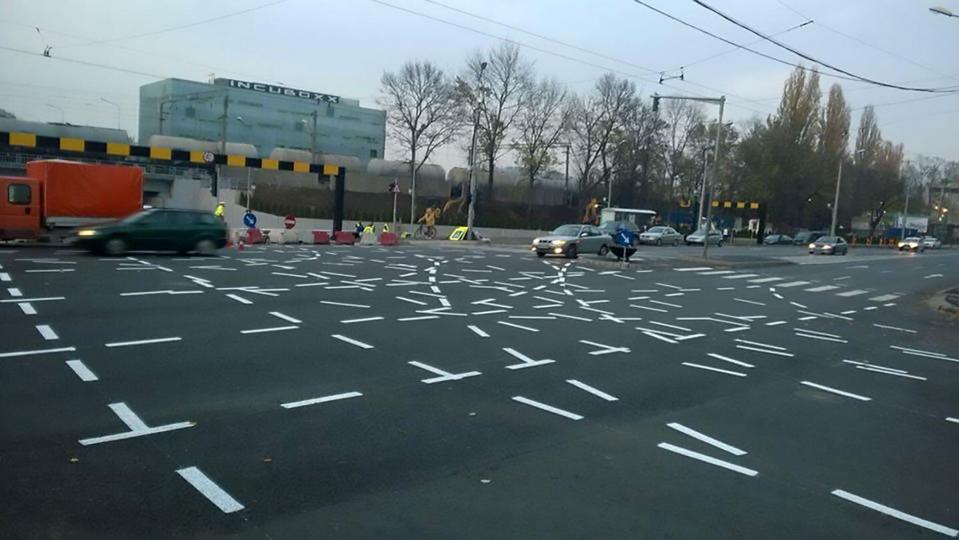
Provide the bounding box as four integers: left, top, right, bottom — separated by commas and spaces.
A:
138, 78, 385, 162
0, 118, 130, 143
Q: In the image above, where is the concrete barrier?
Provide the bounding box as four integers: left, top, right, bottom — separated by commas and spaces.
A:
312, 230, 330, 244
379, 232, 399, 246
333, 231, 355, 245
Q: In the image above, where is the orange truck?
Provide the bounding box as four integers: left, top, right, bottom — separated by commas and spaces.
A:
0, 160, 143, 241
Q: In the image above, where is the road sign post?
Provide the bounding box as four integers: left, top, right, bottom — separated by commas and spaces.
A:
243, 212, 257, 228
389, 179, 400, 233
284, 215, 296, 229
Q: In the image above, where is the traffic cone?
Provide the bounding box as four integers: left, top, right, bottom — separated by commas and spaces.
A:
238, 238, 245, 251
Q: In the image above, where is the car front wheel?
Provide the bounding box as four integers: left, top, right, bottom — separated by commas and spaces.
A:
536, 252, 546, 258
598, 245, 609, 257
194, 238, 217, 256
567, 244, 578, 259
104, 237, 127, 256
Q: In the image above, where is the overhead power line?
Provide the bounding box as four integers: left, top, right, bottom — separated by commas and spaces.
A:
691, 0, 959, 93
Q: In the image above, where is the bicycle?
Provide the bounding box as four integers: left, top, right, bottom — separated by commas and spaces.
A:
413, 224, 437, 240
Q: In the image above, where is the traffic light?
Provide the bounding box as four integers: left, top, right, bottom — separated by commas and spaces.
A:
652, 96, 660, 112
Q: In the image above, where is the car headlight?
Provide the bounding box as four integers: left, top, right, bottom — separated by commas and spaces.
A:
808, 243, 815, 249
77, 229, 98, 237
551, 239, 566, 245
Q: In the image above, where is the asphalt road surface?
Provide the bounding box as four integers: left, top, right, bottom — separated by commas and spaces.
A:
1, 243, 957, 539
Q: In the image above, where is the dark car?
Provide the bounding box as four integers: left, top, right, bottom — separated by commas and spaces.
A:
808, 235, 848, 255
599, 221, 640, 246
763, 233, 793, 245
71, 208, 228, 256
793, 230, 826, 245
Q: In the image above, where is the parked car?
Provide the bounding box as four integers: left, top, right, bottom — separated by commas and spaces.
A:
897, 237, 925, 252
922, 236, 942, 249
639, 226, 683, 246
70, 208, 228, 256
794, 230, 827, 245
763, 233, 794, 245
531, 224, 612, 258
685, 229, 724, 247
599, 221, 640, 246
809, 236, 848, 255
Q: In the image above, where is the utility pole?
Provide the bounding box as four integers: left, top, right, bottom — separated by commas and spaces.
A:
701, 97, 724, 260
697, 148, 710, 228
466, 62, 488, 240
900, 160, 909, 242
830, 157, 843, 237
409, 146, 417, 233
310, 109, 318, 162
220, 94, 229, 154
564, 144, 570, 206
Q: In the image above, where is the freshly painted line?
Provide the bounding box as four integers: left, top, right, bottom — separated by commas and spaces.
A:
641, 331, 678, 344
35, 325, 58, 341
7, 287, 21, 297
682, 362, 747, 377
512, 396, 582, 421
707, 353, 754, 368
396, 296, 428, 306
471, 310, 508, 316
805, 285, 839, 292
733, 298, 766, 307
319, 301, 370, 308
748, 277, 783, 283
649, 321, 692, 332
398, 315, 440, 322
240, 325, 298, 334
0, 346, 76, 358
777, 281, 810, 288
497, 321, 539, 332
793, 328, 842, 338
0, 272, 9, 281
830, 489, 957, 537
667, 423, 747, 455
800, 381, 871, 401
735, 345, 795, 357
0, 296, 65, 303
176, 467, 245, 514
723, 274, 759, 280
856, 366, 926, 380
340, 316, 384, 324
873, 323, 917, 334
467, 325, 490, 338
765, 320, 787, 326
18, 302, 35, 315
331, 334, 374, 349
836, 289, 868, 297
735, 338, 787, 351
105, 337, 181, 348
65, 360, 98, 381
549, 313, 592, 322
795, 332, 848, 344
657, 442, 757, 477
649, 299, 683, 308
890, 345, 946, 357
947, 417, 959, 424
567, 379, 619, 401
269, 312, 303, 324
675, 266, 712, 272
109, 402, 149, 431
25, 268, 75, 273
924, 273, 944, 279
698, 270, 737, 275
79, 422, 196, 446
281, 391, 363, 409
869, 294, 899, 302
225, 293, 253, 305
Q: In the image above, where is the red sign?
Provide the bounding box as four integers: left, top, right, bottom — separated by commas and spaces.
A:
284, 215, 296, 229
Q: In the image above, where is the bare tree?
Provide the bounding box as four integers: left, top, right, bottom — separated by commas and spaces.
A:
464, 42, 533, 196
660, 99, 706, 202
569, 73, 635, 197
514, 78, 571, 214
379, 60, 463, 226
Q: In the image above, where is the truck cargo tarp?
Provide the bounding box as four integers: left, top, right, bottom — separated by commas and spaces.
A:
26, 160, 143, 219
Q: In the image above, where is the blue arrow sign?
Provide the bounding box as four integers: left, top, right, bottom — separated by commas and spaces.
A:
243, 212, 257, 228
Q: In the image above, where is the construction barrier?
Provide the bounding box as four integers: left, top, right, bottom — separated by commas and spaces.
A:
333, 231, 355, 245
312, 230, 330, 245
359, 232, 378, 245
449, 226, 469, 241
379, 232, 399, 246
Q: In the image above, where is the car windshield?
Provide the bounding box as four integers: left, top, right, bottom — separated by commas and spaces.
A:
647, 226, 665, 233
905, 237, 921, 242
818, 236, 838, 243
551, 225, 581, 236
119, 209, 156, 224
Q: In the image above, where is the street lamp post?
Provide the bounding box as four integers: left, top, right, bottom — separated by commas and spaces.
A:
930, 6, 958, 17
466, 61, 488, 240
830, 147, 866, 238
100, 98, 121, 129
698, 148, 710, 229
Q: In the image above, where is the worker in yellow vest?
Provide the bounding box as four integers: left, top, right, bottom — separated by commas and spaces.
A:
382, 223, 391, 233
214, 202, 226, 222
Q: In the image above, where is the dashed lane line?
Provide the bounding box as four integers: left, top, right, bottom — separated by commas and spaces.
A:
269, 312, 303, 324
707, 353, 754, 368
566, 379, 619, 401
35, 325, 58, 341
331, 334, 374, 349
512, 396, 583, 421
176, 467, 245, 514
805, 285, 839, 292
467, 325, 490, 338
666, 423, 748, 456
104, 337, 182, 348
18, 303, 36, 315
800, 381, 871, 401
681, 362, 747, 377
225, 294, 253, 305
281, 391, 363, 409
65, 360, 98, 382
777, 281, 810, 288
340, 316, 384, 324
831, 489, 957, 537
657, 443, 757, 477
869, 294, 900, 302
0, 346, 76, 358
722, 274, 759, 280
836, 289, 868, 297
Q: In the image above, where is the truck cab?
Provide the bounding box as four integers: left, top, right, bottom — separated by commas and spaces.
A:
0, 176, 40, 240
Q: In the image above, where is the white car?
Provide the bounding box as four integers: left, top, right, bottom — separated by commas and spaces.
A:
922, 236, 942, 249
639, 226, 683, 246
898, 237, 925, 252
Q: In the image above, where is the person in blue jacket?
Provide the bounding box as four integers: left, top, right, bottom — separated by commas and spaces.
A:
612, 224, 638, 262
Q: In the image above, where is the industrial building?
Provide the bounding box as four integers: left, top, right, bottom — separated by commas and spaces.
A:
138, 78, 385, 163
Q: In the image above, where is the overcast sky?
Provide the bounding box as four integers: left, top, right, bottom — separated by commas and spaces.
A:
2, 0, 957, 169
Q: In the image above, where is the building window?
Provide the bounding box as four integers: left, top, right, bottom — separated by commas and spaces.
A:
8, 183, 31, 205
369, 149, 378, 159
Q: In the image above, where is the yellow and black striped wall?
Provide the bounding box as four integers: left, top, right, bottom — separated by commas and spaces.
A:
0, 131, 342, 177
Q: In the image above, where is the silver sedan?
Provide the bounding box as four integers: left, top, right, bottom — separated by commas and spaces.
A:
639, 226, 683, 246
531, 224, 613, 258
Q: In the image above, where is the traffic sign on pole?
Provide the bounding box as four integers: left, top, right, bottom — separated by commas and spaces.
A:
203, 151, 215, 163
284, 215, 296, 229
243, 212, 257, 228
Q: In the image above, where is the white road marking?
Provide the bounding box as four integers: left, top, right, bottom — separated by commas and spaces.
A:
65, 360, 98, 382
657, 443, 757, 476
35, 325, 58, 341
467, 325, 490, 338
830, 489, 957, 537
682, 362, 747, 377
7, 287, 21, 297
648, 321, 691, 332
735, 345, 795, 357
497, 321, 539, 332
0, 272, 9, 281
855, 366, 926, 380
667, 423, 747, 455
793, 328, 842, 338
800, 381, 871, 401
630, 304, 668, 313
281, 391, 363, 409
723, 274, 759, 280
408, 361, 481, 384
471, 310, 507, 316
733, 298, 766, 307
331, 334, 374, 349
271, 272, 308, 279
319, 301, 370, 308
675, 266, 712, 272
765, 320, 787, 326
18, 302, 35, 315
869, 294, 899, 302
924, 273, 944, 279
549, 313, 592, 322
840, 310, 857, 315
649, 299, 683, 308
512, 396, 582, 420
707, 353, 754, 368
0, 345, 77, 358
794, 330, 848, 344
947, 417, 959, 424
340, 316, 384, 324
579, 340, 631, 355
873, 323, 916, 334
269, 312, 303, 324
735, 338, 787, 350
566, 379, 618, 401
777, 281, 810, 288
25, 268, 75, 273
833, 275, 852, 281
805, 285, 839, 292
240, 325, 298, 334
836, 289, 868, 297
398, 315, 440, 322
396, 296, 428, 306
698, 270, 736, 275
503, 347, 555, 370
110, 402, 149, 431
104, 337, 181, 348
225, 293, 253, 305
176, 467, 245, 514
748, 277, 783, 283
716, 286, 736, 291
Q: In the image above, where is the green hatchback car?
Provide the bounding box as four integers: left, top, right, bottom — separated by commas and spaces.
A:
71, 208, 228, 256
